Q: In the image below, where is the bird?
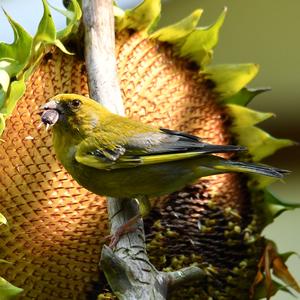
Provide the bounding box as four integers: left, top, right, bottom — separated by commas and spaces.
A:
40, 93, 288, 200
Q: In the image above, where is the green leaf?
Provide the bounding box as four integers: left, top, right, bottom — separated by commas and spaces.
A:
223, 87, 271, 106
1, 77, 26, 116
0, 113, 5, 137
0, 88, 5, 108
230, 125, 294, 162
54, 40, 73, 55
251, 175, 278, 189
274, 281, 297, 297
114, 5, 125, 24
0, 11, 32, 77
33, 0, 72, 55
262, 189, 300, 225
117, 0, 161, 33
50, 0, 82, 40
226, 104, 274, 127
0, 213, 7, 225
228, 104, 294, 176
202, 63, 259, 100
179, 7, 227, 66
34, 0, 56, 44
0, 277, 23, 300
49, 3, 74, 20
280, 251, 299, 263
151, 9, 203, 43
0, 0, 76, 138
0, 70, 10, 93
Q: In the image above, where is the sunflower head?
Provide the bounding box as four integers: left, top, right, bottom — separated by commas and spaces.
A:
0, 0, 298, 299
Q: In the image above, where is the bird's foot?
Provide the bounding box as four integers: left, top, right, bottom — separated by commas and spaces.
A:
103, 214, 141, 249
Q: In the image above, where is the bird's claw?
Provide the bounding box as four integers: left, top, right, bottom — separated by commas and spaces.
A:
102, 214, 141, 249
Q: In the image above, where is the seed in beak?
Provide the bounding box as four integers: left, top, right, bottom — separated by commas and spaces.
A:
41, 109, 59, 127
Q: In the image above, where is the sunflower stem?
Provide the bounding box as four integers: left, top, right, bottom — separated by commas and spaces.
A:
82, 0, 205, 298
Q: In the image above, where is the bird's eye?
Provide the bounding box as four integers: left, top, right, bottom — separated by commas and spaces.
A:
71, 99, 81, 108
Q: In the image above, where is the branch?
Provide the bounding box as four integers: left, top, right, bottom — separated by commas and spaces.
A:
82, 0, 206, 299
82, 0, 124, 115
168, 266, 206, 289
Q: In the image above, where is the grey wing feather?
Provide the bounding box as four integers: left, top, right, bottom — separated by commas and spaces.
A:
125, 128, 246, 155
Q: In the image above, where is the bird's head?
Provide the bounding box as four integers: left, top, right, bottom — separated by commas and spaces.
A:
40, 94, 109, 133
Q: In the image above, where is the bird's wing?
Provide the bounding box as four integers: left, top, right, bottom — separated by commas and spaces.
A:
75, 136, 138, 170
75, 129, 245, 170
125, 128, 245, 156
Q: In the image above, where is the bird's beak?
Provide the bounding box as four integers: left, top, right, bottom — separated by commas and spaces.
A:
40, 100, 60, 111
40, 100, 61, 129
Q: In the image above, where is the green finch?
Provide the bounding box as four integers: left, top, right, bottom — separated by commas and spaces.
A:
40, 94, 288, 199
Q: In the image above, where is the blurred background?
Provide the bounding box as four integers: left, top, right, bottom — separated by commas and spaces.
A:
0, 0, 299, 299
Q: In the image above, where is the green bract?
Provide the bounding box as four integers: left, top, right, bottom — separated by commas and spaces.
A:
0, 0, 81, 137
0, 277, 23, 300
261, 190, 300, 226
116, 0, 161, 32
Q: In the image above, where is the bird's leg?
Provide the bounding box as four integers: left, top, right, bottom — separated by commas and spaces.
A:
107, 214, 141, 248
102, 213, 141, 248
103, 196, 151, 248
101, 198, 138, 248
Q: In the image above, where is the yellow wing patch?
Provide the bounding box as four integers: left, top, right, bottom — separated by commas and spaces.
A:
76, 150, 202, 170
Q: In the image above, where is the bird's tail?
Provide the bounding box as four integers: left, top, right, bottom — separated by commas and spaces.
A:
201, 156, 290, 179
214, 159, 290, 178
